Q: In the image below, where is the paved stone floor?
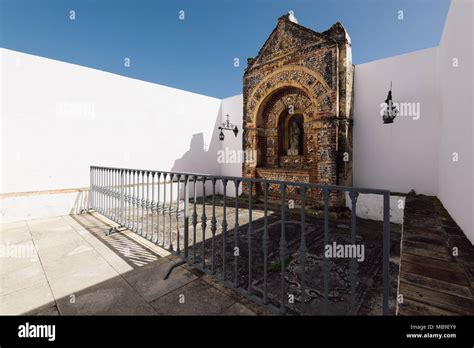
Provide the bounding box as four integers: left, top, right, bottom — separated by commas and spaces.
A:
5, 195, 472, 316
0, 214, 270, 315
397, 195, 474, 315
97, 195, 402, 315
1, 206, 399, 316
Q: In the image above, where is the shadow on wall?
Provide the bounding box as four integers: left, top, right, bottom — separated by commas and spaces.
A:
171, 113, 243, 197
171, 112, 223, 175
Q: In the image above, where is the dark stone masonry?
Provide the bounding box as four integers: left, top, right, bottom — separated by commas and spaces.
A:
242, 14, 354, 207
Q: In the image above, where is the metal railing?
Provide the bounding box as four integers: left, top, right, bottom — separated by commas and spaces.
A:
88, 165, 391, 315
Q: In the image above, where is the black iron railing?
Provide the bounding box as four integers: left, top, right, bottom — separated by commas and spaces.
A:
88, 166, 391, 315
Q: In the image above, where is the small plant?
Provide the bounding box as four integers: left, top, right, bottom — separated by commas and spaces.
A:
271, 255, 294, 272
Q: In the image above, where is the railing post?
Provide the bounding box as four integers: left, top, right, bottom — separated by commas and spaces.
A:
113, 169, 117, 222
247, 181, 253, 295
169, 173, 174, 250
105, 168, 109, 218
349, 191, 359, 315
89, 166, 93, 211
183, 175, 189, 260
176, 174, 181, 254
201, 176, 207, 268
120, 169, 124, 226
262, 181, 269, 304
151, 172, 155, 241
279, 184, 287, 314
132, 170, 137, 232
222, 179, 228, 281
99, 167, 101, 212
162, 173, 167, 245
101, 168, 105, 215
127, 170, 131, 229
141, 171, 145, 236
299, 186, 307, 315
233, 179, 240, 287
383, 192, 390, 315
192, 176, 198, 262
156, 172, 161, 244
211, 178, 217, 274
146, 171, 150, 239
323, 187, 330, 315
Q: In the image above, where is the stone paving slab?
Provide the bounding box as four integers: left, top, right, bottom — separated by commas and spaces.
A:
56, 277, 157, 316
47, 261, 120, 299
0, 279, 55, 315
150, 279, 236, 315
1, 261, 46, 297
221, 302, 257, 315
32, 305, 60, 316
123, 259, 197, 303
0, 213, 259, 316
0, 239, 39, 274
0, 221, 31, 244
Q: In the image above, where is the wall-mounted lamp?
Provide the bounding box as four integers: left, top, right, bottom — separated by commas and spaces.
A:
382, 81, 398, 124
218, 113, 238, 141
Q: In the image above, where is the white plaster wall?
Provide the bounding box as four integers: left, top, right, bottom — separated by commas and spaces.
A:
219, 94, 244, 197
0, 48, 222, 195
353, 47, 440, 196
437, 0, 473, 243
0, 191, 89, 223
220, 94, 244, 178
345, 193, 405, 224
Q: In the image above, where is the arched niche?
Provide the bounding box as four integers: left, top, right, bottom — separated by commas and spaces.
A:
253, 86, 313, 169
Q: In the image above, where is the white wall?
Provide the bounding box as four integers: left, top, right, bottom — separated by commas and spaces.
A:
219, 94, 244, 197
0, 48, 223, 222
220, 94, 243, 179
1, 190, 89, 223
352, 0, 473, 242
345, 193, 405, 225
437, 0, 473, 243
0, 48, 222, 195
353, 47, 440, 195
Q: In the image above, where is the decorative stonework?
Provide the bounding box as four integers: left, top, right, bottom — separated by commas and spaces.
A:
243, 13, 354, 206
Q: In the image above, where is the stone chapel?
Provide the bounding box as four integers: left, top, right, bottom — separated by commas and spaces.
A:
242, 12, 355, 206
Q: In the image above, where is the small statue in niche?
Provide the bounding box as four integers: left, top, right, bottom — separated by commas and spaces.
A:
288, 121, 300, 156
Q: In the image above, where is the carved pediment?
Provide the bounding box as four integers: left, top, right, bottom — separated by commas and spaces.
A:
248, 14, 332, 69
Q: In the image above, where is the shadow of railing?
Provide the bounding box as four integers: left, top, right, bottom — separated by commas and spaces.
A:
70, 213, 162, 269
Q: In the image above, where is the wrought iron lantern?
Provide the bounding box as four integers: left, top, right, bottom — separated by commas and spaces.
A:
218, 113, 238, 141
382, 81, 398, 124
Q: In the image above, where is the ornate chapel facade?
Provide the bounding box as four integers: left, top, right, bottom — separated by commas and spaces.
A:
242, 13, 355, 206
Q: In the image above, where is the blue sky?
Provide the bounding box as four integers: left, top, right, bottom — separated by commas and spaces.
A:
1, 0, 451, 98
